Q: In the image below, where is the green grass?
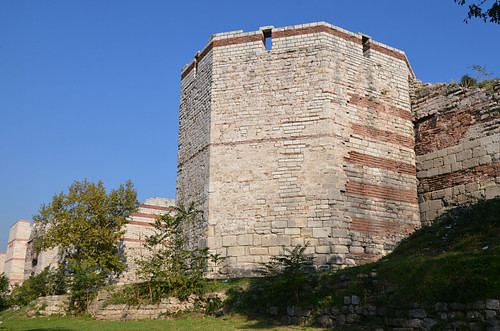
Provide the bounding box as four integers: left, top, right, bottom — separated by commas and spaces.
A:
227, 198, 500, 315
0, 311, 324, 330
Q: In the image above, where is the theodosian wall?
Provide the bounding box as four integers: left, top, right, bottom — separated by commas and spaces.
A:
413, 80, 500, 224
177, 22, 421, 276
20, 198, 173, 284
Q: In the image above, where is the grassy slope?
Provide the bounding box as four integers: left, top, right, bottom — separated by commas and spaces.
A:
227, 197, 500, 314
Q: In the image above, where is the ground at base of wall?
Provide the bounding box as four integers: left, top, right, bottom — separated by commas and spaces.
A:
0, 312, 325, 331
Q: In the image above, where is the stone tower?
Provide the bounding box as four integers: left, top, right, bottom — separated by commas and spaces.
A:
4, 220, 31, 283
177, 22, 420, 276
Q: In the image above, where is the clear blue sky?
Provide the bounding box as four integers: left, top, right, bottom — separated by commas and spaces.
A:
0, 0, 498, 249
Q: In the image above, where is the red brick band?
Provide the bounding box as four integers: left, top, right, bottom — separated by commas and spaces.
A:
181, 61, 196, 80
127, 220, 154, 227
181, 25, 413, 79
345, 151, 416, 176
7, 238, 29, 245
130, 212, 161, 220
414, 111, 500, 155
181, 41, 215, 79
213, 34, 263, 47
366, 43, 414, 77
272, 25, 362, 45
348, 93, 411, 121
211, 133, 332, 147
419, 162, 500, 193
350, 252, 381, 264
351, 123, 414, 149
5, 257, 26, 263
346, 180, 418, 204
351, 216, 416, 237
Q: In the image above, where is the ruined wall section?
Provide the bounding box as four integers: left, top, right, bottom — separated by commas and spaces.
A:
413, 81, 500, 224
177, 22, 420, 276
22, 198, 173, 284
118, 198, 173, 284
176, 43, 214, 248
4, 220, 31, 283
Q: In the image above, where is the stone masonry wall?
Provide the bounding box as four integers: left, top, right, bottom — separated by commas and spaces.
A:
21, 198, 173, 284
177, 22, 420, 276
3, 220, 31, 284
118, 197, 173, 284
0, 253, 5, 274
413, 81, 500, 224
176, 42, 213, 249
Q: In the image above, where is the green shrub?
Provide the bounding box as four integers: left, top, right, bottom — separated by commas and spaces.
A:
0, 273, 10, 309
460, 74, 477, 87
135, 203, 211, 302
257, 244, 314, 304
9, 267, 66, 307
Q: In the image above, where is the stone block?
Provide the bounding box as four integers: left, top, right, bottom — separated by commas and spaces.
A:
237, 234, 253, 245
276, 234, 291, 246
207, 236, 222, 249
462, 157, 479, 169
227, 246, 245, 256
315, 245, 330, 254
308, 220, 323, 227
285, 228, 300, 235
486, 299, 499, 310
301, 228, 312, 238
261, 234, 277, 246
313, 227, 330, 238
272, 221, 287, 228
472, 146, 486, 158
350, 246, 364, 254
222, 236, 237, 247
410, 308, 426, 318
288, 218, 307, 227
268, 246, 282, 256
249, 247, 268, 255
456, 149, 472, 162
291, 237, 304, 246
479, 155, 492, 165
332, 245, 348, 254
485, 186, 500, 199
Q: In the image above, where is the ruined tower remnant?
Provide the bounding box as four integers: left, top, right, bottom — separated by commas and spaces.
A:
4, 220, 31, 283
177, 22, 421, 276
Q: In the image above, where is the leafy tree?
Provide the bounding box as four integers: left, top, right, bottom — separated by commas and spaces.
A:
33, 179, 139, 310
454, 0, 500, 24
136, 203, 210, 301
